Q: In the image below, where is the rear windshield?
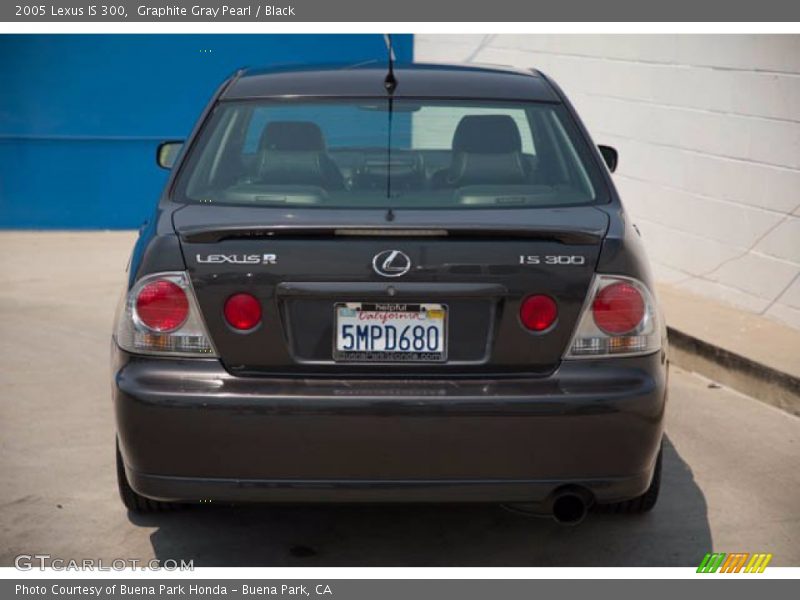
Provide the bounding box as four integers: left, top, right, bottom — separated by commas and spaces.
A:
172, 99, 608, 209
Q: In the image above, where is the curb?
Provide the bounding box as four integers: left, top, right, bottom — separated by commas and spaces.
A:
667, 326, 800, 417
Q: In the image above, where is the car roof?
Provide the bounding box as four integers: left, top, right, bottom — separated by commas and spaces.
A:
222, 62, 560, 103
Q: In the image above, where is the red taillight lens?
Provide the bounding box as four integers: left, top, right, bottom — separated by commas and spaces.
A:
592, 282, 645, 334
520, 294, 558, 332
135, 280, 189, 332
224, 293, 262, 331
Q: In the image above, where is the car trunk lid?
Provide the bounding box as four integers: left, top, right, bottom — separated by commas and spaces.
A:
174, 204, 608, 375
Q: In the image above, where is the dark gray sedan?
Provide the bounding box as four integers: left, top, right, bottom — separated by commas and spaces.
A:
112, 62, 667, 524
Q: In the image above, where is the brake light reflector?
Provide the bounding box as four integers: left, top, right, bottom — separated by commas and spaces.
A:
564, 275, 663, 359
224, 293, 262, 331
135, 280, 189, 332
520, 294, 558, 332
592, 281, 645, 335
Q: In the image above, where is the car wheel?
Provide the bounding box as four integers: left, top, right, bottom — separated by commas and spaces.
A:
116, 439, 179, 513
604, 444, 662, 514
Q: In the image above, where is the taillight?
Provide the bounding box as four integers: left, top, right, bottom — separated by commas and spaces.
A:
592, 282, 645, 335
135, 280, 189, 332
565, 275, 662, 358
520, 294, 558, 332
224, 293, 262, 331
114, 272, 216, 357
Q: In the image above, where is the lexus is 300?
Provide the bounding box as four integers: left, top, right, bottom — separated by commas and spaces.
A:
112, 63, 667, 524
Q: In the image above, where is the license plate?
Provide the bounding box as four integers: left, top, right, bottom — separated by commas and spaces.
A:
333, 302, 447, 362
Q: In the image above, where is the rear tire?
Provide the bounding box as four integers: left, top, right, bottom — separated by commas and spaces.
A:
603, 444, 662, 514
116, 439, 179, 513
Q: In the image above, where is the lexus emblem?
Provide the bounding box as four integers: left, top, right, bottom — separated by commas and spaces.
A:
372, 250, 412, 278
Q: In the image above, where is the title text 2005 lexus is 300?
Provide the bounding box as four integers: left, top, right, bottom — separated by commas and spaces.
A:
112, 62, 667, 524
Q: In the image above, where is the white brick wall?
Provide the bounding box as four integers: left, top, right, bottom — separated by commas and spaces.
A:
415, 34, 800, 330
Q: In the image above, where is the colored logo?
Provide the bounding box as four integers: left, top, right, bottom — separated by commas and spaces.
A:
697, 552, 772, 573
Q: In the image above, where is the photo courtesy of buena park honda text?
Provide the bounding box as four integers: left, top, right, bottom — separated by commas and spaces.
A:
0, 0, 798, 597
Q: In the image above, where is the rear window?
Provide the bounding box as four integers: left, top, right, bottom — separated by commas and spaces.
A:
173, 99, 607, 209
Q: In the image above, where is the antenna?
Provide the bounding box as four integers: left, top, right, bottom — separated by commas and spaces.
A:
383, 34, 397, 94
382, 35, 397, 219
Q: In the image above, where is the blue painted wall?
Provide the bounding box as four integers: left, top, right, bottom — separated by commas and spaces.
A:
0, 34, 413, 229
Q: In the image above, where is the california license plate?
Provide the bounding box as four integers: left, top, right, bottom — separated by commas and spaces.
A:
333, 302, 447, 362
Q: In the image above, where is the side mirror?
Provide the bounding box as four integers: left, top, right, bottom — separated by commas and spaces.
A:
156, 141, 184, 170
598, 145, 618, 173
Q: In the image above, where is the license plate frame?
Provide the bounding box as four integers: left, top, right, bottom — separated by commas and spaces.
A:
332, 302, 448, 363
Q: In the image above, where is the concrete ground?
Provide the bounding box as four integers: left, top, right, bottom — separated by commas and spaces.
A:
657, 282, 800, 416
1, 231, 798, 567
657, 283, 800, 381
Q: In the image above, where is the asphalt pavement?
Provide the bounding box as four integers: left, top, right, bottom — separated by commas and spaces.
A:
1, 232, 798, 567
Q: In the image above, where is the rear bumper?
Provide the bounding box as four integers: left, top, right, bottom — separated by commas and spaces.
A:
113, 347, 667, 505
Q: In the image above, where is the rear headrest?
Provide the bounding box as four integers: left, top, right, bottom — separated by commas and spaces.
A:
257, 151, 324, 186
259, 121, 326, 152
452, 115, 522, 154
447, 153, 528, 186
